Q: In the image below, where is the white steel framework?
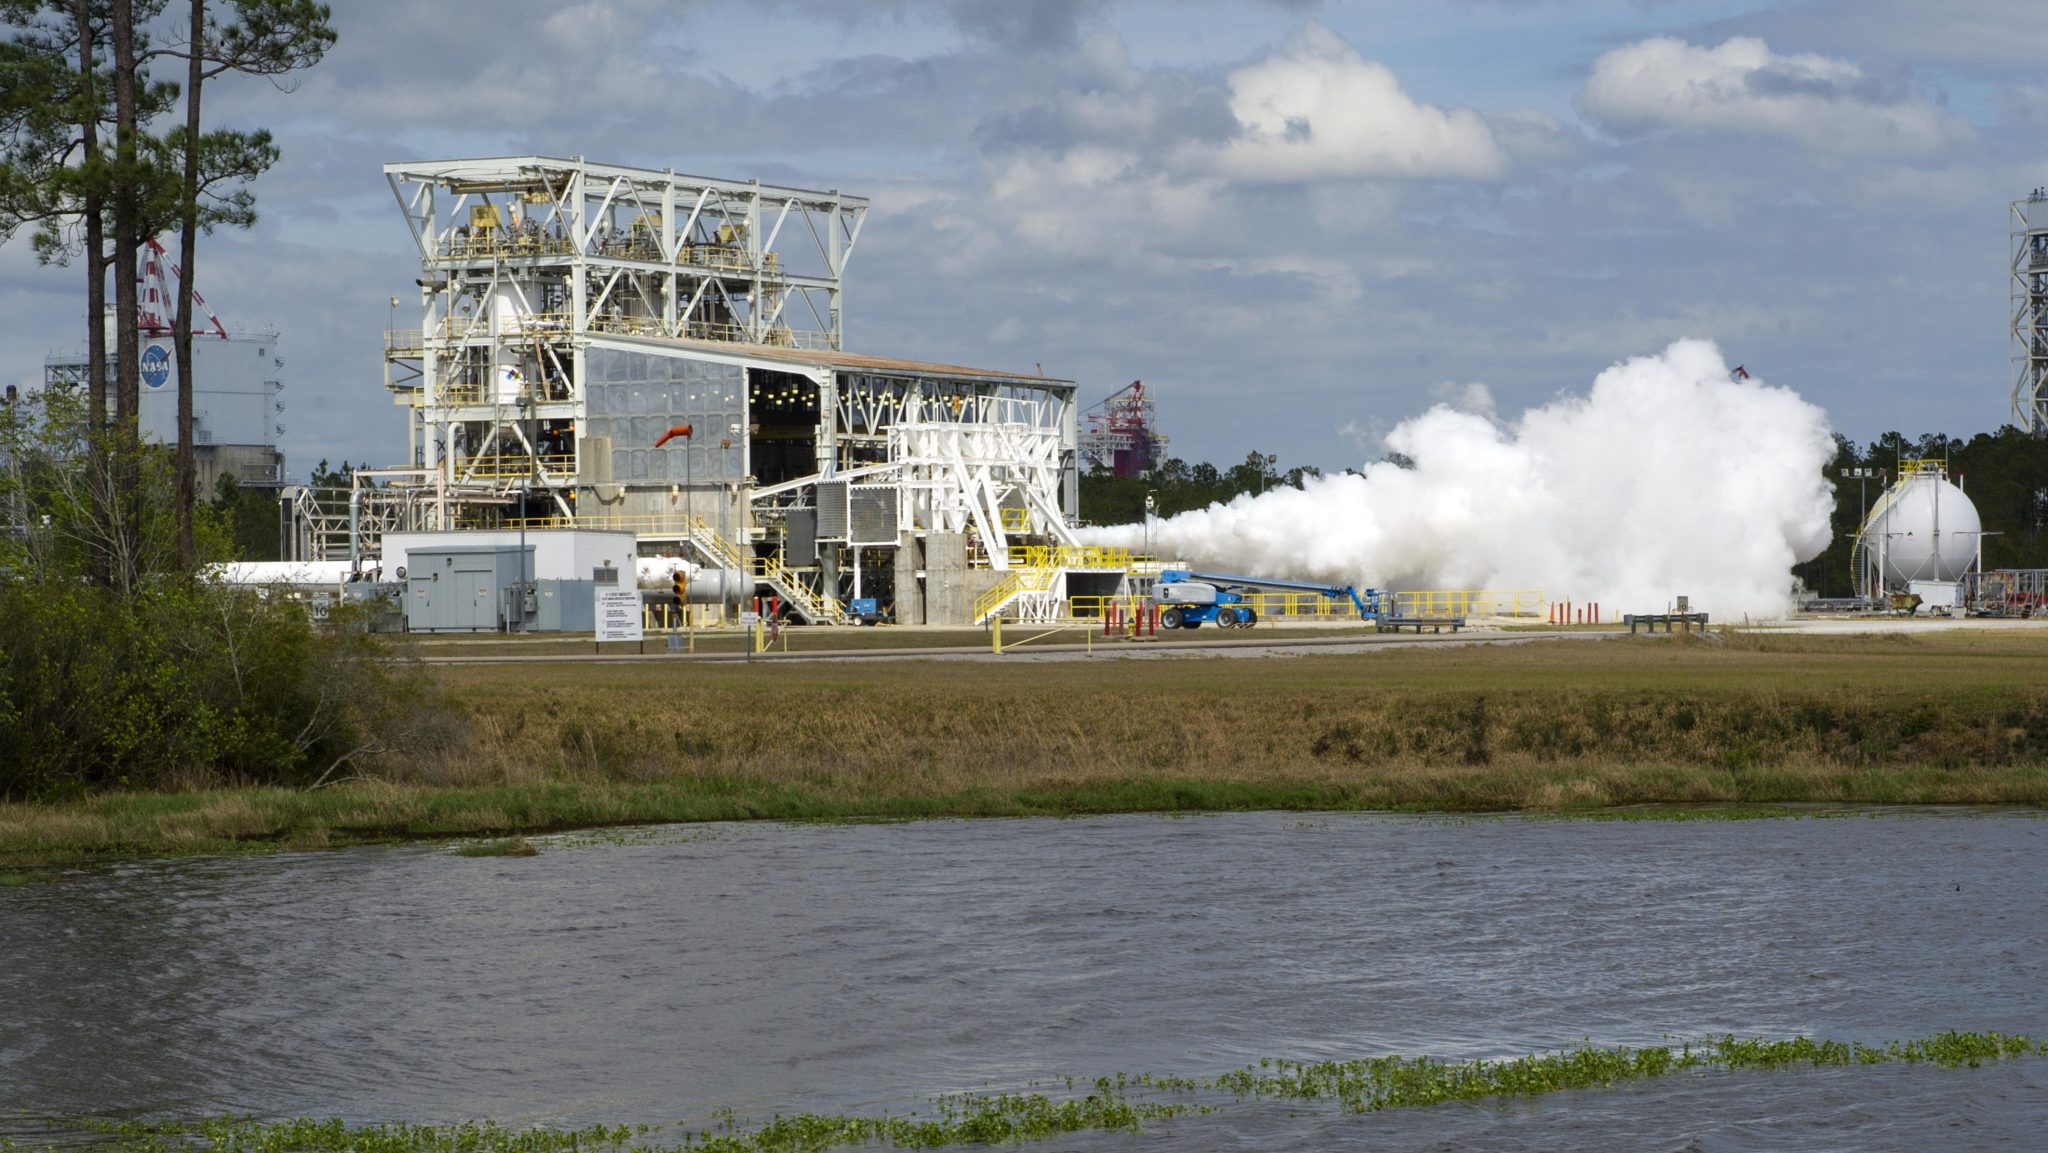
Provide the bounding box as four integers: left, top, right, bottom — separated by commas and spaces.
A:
2013, 191, 2048, 433
377, 155, 1081, 623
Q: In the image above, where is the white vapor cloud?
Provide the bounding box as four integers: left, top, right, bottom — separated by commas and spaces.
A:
1084, 340, 1837, 620
1580, 36, 1971, 155
1195, 22, 1509, 181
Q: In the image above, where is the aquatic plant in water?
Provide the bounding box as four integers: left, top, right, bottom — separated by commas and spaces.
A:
70, 1031, 2047, 1153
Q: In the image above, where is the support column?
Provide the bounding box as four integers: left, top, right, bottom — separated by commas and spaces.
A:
925, 532, 968, 625
894, 533, 925, 625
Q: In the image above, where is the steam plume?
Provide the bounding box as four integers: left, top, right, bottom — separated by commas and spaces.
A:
1085, 340, 1836, 619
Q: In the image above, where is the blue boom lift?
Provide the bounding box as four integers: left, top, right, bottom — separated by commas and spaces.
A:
1154, 569, 1383, 629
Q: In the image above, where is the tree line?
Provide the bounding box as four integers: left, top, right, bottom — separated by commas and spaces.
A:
1079, 451, 1326, 525
1086, 430, 2048, 596
0, 4, 447, 803
1794, 428, 2048, 597
1, 0, 331, 578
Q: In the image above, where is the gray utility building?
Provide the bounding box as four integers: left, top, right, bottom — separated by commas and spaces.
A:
389, 528, 633, 633
404, 545, 532, 632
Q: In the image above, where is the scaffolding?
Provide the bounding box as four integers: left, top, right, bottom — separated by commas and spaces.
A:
2012, 191, 2048, 433
377, 156, 1082, 623
1080, 379, 1168, 476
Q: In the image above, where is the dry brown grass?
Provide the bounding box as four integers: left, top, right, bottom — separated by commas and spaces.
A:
5, 630, 2046, 865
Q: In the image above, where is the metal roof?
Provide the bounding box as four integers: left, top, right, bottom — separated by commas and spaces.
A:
597, 332, 1074, 389
383, 155, 866, 211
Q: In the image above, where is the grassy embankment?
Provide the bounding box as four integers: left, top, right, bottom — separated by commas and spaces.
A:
5, 629, 2048, 864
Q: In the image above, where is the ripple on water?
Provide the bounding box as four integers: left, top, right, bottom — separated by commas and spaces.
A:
1, 811, 2043, 1149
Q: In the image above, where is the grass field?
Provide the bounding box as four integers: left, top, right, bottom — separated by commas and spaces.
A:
4, 628, 2046, 865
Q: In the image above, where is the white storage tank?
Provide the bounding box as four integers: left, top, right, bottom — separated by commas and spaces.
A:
1857, 463, 1981, 589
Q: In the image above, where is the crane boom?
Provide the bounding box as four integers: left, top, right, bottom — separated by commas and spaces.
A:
1154, 568, 1382, 627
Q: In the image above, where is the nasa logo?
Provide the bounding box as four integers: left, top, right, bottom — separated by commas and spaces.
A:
140, 345, 172, 390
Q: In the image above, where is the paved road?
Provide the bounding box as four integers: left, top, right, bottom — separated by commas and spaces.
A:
417, 628, 1597, 666
414, 614, 2048, 667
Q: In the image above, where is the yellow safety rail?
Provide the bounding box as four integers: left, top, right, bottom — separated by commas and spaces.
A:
999, 507, 1031, 532
431, 312, 573, 339
1067, 589, 1549, 622
439, 232, 787, 275
1001, 544, 1136, 571
1390, 589, 1545, 618
442, 233, 580, 260
506, 512, 844, 623
506, 512, 691, 534
458, 454, 576, 481
385, 329, 423, 356
589, 313, 666, 338
973, 563, 1059, 623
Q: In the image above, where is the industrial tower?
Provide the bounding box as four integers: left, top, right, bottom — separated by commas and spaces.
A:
355, 156, 1100, 624
2012, 190, 2048, 433
1080, 380, 1169, 477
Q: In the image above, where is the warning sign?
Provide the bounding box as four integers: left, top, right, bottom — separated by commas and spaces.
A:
596, 590, 644, 642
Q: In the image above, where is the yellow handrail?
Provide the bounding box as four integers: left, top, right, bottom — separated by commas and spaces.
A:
1001, 544, 1135, 571
457, 453, 576, 481
1389, 589, 1545, 618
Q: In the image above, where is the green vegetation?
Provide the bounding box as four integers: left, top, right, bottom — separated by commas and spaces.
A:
208, 474, 281, 560
452, 835, 538, 858
1208, 1031, 2045, 1113
0, 391, 455, 803
1796, 429, 2048, 597
1079, 452, 1320, 524
59, 1031, 2047, 1153
5, 630, 2048, 864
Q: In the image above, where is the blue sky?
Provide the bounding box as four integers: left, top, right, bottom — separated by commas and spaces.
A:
5, 0, 2045, 477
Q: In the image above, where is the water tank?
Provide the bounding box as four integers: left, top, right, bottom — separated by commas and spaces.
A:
1860, 470, 1981, 585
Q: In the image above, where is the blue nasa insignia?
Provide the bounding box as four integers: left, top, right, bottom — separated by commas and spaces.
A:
140, 345, 172, 390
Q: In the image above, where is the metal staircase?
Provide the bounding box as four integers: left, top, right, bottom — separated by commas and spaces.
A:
685, 522, 843, 625
973, 563, 1060, 623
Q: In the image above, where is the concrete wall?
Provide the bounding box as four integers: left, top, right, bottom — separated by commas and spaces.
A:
893, 533, 925, 625
914, 533, 1010, 626
923, 533, 969, 624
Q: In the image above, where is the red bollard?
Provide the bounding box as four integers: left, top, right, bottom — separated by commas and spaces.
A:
1106, 602, 1118, 636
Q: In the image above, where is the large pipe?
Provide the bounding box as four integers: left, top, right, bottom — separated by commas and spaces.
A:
348, 485, 362, 564
635, 558, 746, 605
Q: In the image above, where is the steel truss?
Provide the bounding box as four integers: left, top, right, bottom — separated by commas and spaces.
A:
2013, 193, 2048, 433
384, 156, 867, 524
888, 392, 1077, 564
374, 156, 1082, 621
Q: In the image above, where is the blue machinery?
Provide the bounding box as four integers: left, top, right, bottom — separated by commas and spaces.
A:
1154, 569, 1383, 630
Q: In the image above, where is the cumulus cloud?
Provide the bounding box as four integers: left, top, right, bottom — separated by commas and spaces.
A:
1193, 22, 1509, 181
981, 146, 1228, 259
1580, 36, 1971, 155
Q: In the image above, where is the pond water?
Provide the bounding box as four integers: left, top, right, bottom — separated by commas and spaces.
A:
3, 811, 2044, 1150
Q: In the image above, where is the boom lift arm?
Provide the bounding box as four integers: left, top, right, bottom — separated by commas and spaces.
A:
1154, 568, 1382, 629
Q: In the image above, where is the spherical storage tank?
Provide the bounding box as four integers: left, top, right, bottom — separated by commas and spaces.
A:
1860, 468, 1981, 585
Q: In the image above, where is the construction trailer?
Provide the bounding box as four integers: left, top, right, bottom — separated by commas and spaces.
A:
336, 155, 1117, 624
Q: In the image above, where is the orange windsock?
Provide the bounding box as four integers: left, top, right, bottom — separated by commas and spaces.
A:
654, 423, 694, 448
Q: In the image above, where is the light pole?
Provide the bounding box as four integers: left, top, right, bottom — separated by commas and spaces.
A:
1839, 466, 1877, 600
517, 383, 536, 632
1143, 490, 1156, 558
